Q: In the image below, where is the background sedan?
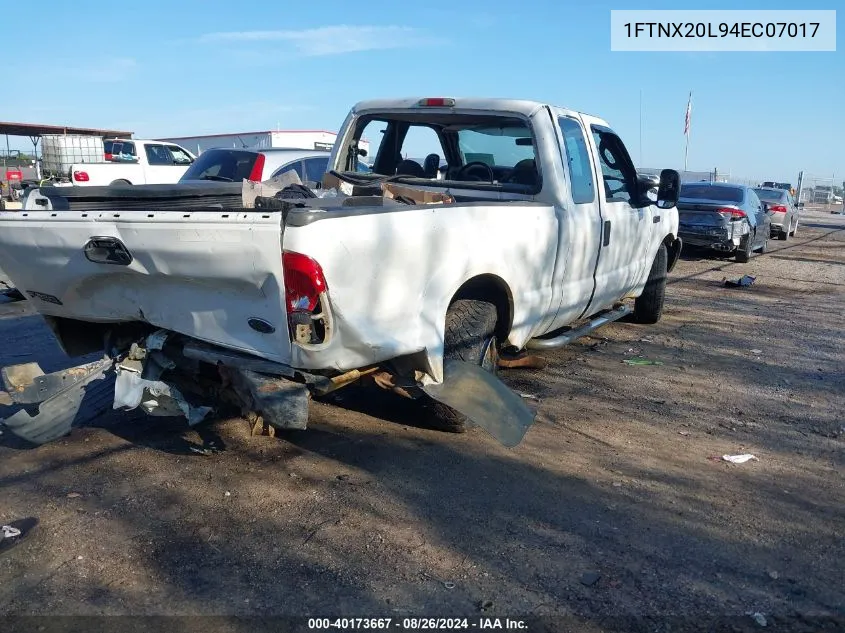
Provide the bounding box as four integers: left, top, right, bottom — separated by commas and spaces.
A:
754, 186, 799, 240
677, 182, 771, 263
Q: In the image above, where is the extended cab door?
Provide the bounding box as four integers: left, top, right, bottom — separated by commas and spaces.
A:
582, 122, 652, 315
539, 111, 604, 332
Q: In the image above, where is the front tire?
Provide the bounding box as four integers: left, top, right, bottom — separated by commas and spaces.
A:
633, 244, 667, 324
425, 300, 498, 433
109, 179, 131, 186
790, 218, 798, 237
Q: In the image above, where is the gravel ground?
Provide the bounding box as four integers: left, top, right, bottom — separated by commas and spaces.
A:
1, 208, 843, 631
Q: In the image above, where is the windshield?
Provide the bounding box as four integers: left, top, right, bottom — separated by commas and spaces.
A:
456, 126, 535, 168
680, 184, 744, 203
753, 188, 787, 203
180, 149, 260, 182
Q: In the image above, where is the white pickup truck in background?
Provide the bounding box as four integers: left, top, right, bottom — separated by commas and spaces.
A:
0, 97, 682, 447
61, 139, 196, 186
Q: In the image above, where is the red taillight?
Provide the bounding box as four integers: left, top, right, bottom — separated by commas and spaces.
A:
247, 153, 266, 182
417, 97, 455, 107
769, 204, 787, 213
717, 207, 746, 219
104, 153, 114, 161
282, 251, 327, 314
73, 170, 90, 182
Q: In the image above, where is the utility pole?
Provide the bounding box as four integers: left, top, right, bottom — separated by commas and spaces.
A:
796, 171, 804, 205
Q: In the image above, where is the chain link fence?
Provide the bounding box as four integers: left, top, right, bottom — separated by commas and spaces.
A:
796, 173, 842, 209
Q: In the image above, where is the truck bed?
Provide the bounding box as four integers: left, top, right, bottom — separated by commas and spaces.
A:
27, 182, 244, 212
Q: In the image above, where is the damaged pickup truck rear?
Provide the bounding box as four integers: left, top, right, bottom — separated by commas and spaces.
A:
0, 97, 682, 447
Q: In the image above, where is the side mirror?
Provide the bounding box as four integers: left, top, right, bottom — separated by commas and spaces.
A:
656, 169, 680, 209
797, 202, 805, 209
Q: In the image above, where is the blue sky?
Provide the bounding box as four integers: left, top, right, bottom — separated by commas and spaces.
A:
3, 0, 843, 183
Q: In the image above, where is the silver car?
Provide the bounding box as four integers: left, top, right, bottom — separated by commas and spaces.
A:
179, 148, 369, 184
753, 187, 800, 240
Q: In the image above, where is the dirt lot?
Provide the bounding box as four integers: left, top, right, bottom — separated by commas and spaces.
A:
1, 209, 844, 631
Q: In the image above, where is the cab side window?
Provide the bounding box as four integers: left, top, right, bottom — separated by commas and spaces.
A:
558, 117, 595, 204
271, 160, 305, 180
145, 144, 174, 166
590, 127, 637, 204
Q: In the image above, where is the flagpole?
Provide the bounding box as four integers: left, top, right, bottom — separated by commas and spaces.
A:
639, 89, 643, 166
683, 91, 692, 172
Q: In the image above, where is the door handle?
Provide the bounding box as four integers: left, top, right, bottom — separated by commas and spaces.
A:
603, 220, 611, 246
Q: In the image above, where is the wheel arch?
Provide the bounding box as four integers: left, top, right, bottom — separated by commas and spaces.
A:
450, 274, 514, 343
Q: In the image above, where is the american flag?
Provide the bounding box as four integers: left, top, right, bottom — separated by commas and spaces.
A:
684, 92, 692, 136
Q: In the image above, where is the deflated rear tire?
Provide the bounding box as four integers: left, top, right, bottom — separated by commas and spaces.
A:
633, 244, 667, 325
425, 300, 498, 433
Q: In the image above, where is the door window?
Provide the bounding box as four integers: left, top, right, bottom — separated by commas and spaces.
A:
303, 156, 330, 183
271, 160, 305, 180
590, 127, 637, 203
558, 118, 595, 204
145, 144, 174, 166
167, 146, 194, 165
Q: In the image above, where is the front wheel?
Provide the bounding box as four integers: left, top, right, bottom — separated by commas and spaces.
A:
425, 300, 498, 433
633, 244, 667, 324
790, 218, 798, 237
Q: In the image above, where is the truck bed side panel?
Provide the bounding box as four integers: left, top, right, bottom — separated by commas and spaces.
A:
283, 203, 559, 376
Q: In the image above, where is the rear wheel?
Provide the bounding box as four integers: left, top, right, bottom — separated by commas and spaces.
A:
633, 244, 667, 324
425, 300, 498, 433
778, 224, 789, 241
790, 218, 798, 237
735, 231, 753, 263
109, 179, 131, 186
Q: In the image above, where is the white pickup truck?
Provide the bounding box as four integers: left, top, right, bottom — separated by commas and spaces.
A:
0, 97, 682, 447
62, 139, 196, 186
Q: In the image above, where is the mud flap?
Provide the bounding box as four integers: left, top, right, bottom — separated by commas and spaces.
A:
0, 359, 114, 445
421, 359, 536, 447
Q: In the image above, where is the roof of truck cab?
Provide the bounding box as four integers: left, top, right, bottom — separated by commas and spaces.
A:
352, 98, 575, 118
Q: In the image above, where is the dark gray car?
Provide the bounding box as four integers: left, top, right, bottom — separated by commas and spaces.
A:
677, 182, 771, 263
753, 187, 799, 240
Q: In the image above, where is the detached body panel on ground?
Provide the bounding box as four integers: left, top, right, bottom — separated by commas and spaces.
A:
0, 98, 681, 446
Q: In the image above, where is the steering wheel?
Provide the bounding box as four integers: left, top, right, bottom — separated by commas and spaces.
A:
456, 161, 495, 183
